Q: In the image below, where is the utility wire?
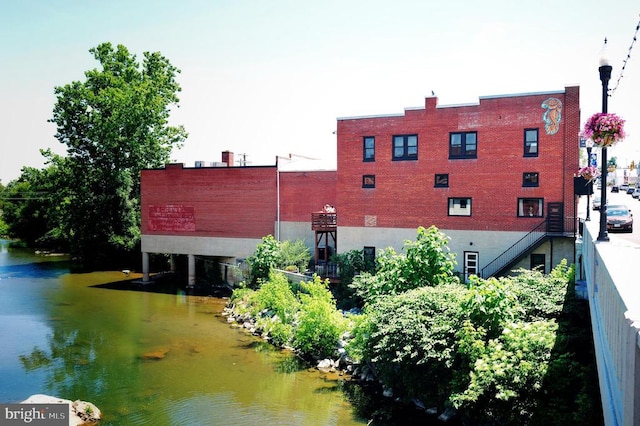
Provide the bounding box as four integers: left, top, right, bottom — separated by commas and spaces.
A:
610, 14, 640, 95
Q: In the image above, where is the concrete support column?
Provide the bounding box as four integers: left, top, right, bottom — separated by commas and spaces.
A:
142, 252, 150, 282
169, 254, 176, 272
188, 254, 196, 287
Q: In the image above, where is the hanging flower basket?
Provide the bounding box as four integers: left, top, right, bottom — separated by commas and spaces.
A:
576, 165, 600, 182
580, 112, 626, 148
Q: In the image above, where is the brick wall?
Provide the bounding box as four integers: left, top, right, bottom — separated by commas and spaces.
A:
336, 87, 579, 233
141, 164, 277, 238
279, 171, 337, 222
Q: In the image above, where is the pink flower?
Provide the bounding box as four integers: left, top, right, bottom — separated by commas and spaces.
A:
576, 165, 600, 182
580, 113, 626, 147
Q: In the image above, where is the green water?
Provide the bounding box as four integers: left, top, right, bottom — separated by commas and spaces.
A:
0, 240, 367, 425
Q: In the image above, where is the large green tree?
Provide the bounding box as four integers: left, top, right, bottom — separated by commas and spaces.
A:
47, 42, 187, 267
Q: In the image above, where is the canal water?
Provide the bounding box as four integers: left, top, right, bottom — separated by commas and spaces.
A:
0, 239, 369, 425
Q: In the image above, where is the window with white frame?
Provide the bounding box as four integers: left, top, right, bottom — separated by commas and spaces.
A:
448, 197, 472, 216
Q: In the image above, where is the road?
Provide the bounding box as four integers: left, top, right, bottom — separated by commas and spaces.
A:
582, 188, 640, 245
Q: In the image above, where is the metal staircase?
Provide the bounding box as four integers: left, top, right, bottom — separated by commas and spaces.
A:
480, 220, 548, 278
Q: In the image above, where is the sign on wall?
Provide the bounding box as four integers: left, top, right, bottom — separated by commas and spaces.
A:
148, 204, 196, 232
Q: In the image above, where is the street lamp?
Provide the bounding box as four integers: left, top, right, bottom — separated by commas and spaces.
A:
597, 39, 612, 242
586, 140, 594, 221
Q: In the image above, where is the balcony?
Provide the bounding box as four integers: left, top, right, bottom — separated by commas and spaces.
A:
311, 212, 337, 231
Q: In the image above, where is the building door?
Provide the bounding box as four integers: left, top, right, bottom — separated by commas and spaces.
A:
547, 202, 564, 233
464, 251, 479, 282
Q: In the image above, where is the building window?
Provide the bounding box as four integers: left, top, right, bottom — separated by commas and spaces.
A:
518, 198, 543, 217
362, 175, 375, 188
449, 132, 477, 159
363, 246, 376, 269
448, 198, 472, 216
523, 172, 539, 187
435, 174, 449, 187
392, 135, 418, 160
524, 128, 538, 157
363, 136, 375, 162
530, 253, 546, 272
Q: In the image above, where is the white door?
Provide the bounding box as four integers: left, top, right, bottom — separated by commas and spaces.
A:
464, 252, 479, 282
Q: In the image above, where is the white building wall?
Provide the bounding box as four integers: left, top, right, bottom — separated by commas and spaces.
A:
141, 235, 262, 259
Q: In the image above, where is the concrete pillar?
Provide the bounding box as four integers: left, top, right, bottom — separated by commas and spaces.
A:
169, 254, 176, 272
142, 252, 150, 282
188, 254, 196, 287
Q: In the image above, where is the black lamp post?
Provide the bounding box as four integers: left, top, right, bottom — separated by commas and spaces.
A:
586, 145, 592, 221
597, 40, 612, 242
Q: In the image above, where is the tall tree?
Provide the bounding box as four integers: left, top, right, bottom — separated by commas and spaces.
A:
48, 42, 187, 268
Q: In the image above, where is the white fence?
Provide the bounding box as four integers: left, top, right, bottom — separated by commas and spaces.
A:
579, 220, 640, 426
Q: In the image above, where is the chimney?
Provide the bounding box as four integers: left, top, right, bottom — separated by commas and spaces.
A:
221, 151, 234, 167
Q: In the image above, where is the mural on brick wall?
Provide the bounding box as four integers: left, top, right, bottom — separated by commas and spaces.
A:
541, 97, 563, 135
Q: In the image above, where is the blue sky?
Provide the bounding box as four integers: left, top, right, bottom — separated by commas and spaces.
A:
1, 0, 639, 183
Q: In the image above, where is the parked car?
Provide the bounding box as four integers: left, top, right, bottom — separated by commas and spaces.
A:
593, 194, 602, 210
633, 188, 640, 199
606, 205, 633, 232
611, 185, 619, 193
627, 186, 636, 194
621, 184, 630, 192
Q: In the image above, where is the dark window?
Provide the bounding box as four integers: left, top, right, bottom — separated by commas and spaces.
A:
363, 136, 375, 162
523, 172, 539, 187
363, 246, 376, 268
449, 132, 477, 159
392, 135, 418, 160
524, 128, 539, 157
448, 198, 472, 216
435, 174, 449, 187
518, 198, 543, 217
530, 253, 546, 272
362, 175, 375, 188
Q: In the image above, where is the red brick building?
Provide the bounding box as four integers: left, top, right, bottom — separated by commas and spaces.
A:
140, 87, 580, 283
336, 87, 580, 279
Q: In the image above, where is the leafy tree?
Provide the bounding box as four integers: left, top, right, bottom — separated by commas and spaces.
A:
1, 164, 69, 249
47, 42, 187, 267
246, 235, 282, 287
350, 226, 458, 303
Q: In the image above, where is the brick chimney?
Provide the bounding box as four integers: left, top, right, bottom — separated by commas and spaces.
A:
221, 150, 234, 167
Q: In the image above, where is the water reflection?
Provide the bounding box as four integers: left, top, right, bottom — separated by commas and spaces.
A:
0, 241, 368, 425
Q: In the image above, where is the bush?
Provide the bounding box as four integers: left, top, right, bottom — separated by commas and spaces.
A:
350, 226, 458, 303
349, 283, 469, 403
293, 276, 347, 358
278, 239, 311, 274
246, 235, 282, 288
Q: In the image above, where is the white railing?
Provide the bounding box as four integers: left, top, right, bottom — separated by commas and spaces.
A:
580, 220, 640, 426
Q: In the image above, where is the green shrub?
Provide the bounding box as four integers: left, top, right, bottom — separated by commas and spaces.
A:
349, 283, 469, 403
350, 226, 458, 303
451, 320, 558, 422
294, 275, 347, 358
246, 235, 282, 288
251, 272, 299, 322
278, 239, 311, 273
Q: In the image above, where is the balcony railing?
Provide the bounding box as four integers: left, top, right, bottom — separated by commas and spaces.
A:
311, 212, 337, 231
